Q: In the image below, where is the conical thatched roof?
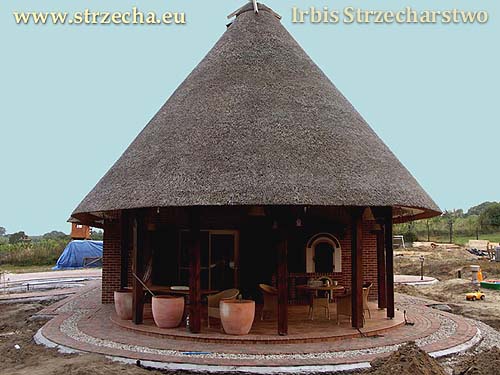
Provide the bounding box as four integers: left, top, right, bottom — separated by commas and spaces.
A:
72, 3, 440, 222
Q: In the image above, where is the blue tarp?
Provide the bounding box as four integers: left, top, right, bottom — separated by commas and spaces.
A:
52, 240, 103, 270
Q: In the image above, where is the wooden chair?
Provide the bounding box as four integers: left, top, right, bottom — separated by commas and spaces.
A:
363, 282, 373, 319
309, 293, 330, 320
308, 277, 334, 320
259, 284, 278, 320
336, 293, 352, 325
207, 288, 239, 328
336, 283, 373, 325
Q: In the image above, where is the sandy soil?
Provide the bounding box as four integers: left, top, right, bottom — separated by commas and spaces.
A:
0, 302, 162, 375
366, 342, 446, 375
394, 246, 500, 330
1, 297, 499, 375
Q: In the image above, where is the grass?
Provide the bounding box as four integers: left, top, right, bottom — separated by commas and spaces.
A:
0, 239, 67, 268
424, 234, 500, 246
0, 264, 54, 273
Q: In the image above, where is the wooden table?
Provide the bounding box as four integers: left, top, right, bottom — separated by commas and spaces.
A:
296, 284, 345, 294
148, 285, 219, 296
296, 284, 346, 304
297, 285, 346, 319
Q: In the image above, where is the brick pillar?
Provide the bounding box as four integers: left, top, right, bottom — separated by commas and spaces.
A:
102, 220, 122, 304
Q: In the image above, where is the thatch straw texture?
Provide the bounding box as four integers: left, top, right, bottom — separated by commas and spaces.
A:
72, 3, 440, 221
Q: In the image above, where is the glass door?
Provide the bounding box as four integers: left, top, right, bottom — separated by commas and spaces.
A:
178, 231, 209, 289
209, 231, 239, 291
178, 230, 239, 291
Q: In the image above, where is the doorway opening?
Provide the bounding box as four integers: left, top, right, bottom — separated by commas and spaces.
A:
178, 230, 239, 290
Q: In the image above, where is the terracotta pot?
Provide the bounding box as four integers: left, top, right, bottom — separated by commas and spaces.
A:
220, 300, 255, 335
114, 290, 133, 320
152, 295, 185, 328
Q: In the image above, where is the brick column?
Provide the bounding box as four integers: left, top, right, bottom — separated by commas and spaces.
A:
102, 220, 122, 304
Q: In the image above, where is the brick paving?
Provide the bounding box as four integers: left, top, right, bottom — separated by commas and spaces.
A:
38, 284, 479, 367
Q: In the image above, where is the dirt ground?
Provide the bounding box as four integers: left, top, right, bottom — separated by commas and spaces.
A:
0, 301, 164, 375
0, 299, 499, 375
394, 246, 500, 330
2, 246, 500, 375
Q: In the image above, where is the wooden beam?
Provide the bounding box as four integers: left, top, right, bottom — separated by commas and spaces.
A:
384, 207, 395, 319
188, 208, 201, 334
376, 230, 387, 309
132, 210, 145, 324
277, 228, 288, 336
351, 208, 364, 329
120, 210, 130, 289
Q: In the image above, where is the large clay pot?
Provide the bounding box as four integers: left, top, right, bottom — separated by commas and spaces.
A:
152, 296, 185, 328
220, 300, 255, 335
114, 290, 133, 320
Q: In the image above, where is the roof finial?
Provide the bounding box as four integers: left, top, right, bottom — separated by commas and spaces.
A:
251, 0, 259, 14
227, 1, 262, 19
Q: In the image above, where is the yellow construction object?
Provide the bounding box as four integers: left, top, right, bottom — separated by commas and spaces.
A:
465, 291, 485, 301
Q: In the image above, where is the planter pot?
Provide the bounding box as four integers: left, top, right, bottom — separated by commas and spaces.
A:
152, 296, 184, 328
114, 290, 133, 320
220, 300, 255, 335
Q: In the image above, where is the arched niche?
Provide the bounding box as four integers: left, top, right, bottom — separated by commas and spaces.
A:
306, 233, 342, 273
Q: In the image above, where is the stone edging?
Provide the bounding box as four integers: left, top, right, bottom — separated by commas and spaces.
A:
34, 325, 482, 373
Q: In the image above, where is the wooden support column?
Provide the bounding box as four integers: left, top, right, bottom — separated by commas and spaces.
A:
384, 207, 395, 319
188, 209, 201, 334
120, 210, 130, 289
132, 210, 145, 325
376, 230, 387, 309
277, 229, 288, 336
351, 208, 364, 329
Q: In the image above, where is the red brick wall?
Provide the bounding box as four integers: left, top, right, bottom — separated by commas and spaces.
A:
102, 220, 122, 304
320, 223, 378, 301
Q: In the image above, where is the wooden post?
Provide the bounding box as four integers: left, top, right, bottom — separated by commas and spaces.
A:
132, 210, 145, 324
188, 208, 201, 334
120, 210, 130, 289
277, 228, 288, 336
351, 208, 364, 329
384, 207, 395, 319
376, 230, 387, 309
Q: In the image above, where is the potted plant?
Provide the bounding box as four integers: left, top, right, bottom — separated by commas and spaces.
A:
220, 299, 255, 335
114, 289, 133, 320
152, 295, 185, 328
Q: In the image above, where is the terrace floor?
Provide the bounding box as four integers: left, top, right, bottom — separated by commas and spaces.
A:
35, 281, 481, 371
112, 301, 404, 344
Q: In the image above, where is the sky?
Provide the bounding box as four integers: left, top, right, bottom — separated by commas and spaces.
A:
0, 0, 498, 235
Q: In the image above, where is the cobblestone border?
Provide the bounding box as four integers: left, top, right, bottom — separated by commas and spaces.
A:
33, 286, 484, 370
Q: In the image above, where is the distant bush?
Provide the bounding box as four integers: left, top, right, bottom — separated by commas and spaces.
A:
403, 231, 418, 244
42, 231, 70, 241
0, 238, 68, 267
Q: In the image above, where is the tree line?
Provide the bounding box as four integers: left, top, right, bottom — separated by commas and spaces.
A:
0, 227, 103, 245
395, 201, 500, 244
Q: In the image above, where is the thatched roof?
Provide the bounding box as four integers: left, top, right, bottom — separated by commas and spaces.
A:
71, 3, 440, 222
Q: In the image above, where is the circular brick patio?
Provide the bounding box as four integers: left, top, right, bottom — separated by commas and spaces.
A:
36, 282, 480, 370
